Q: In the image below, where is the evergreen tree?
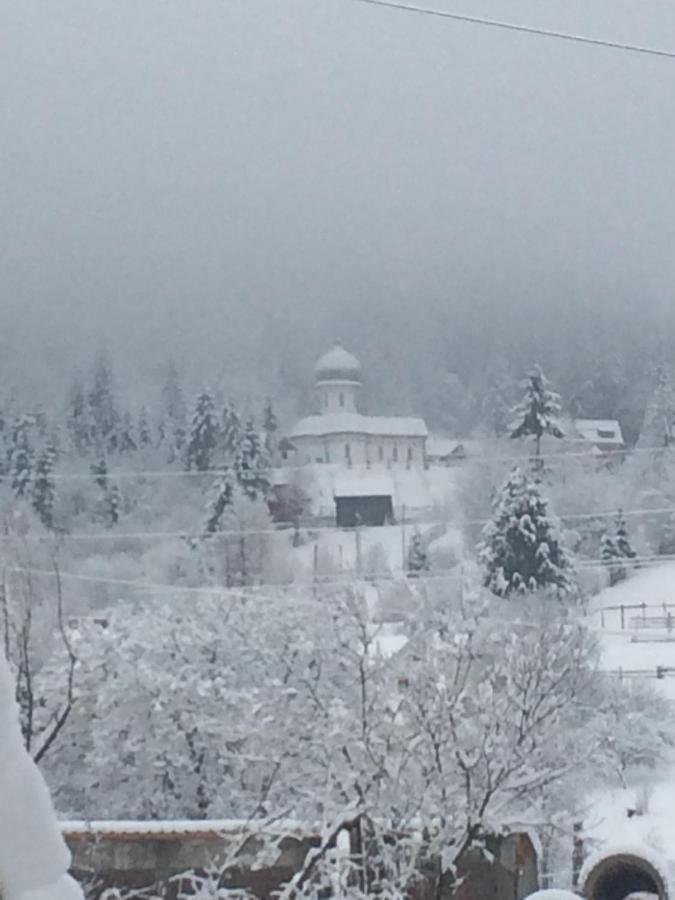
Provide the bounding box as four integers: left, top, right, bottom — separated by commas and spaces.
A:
161, 359, 187, 459
8, 415, 34, 499
262, 399, 278, 456
137, 407, 153, 449
510, 364, 564, 461
615, 509, 636, 561
204, 469, 235, 534
478, 466, 576, 598
118, 412, 138, 455
90, 457, 108, 493
66, 376, 91, 455
88, 350, 119, 453
235, 418, 270, 501
221, 401, 242, 462
407, 532, 430, 575
106, 483, 121, 527
600, 532, 622, 587
637, 367, 675, 450
185, 391, 219, 472
32, 439, 58, 529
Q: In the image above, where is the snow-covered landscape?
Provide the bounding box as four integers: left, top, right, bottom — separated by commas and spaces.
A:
6, 2, 675, 899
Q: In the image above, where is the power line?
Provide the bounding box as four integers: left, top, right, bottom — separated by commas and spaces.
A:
350, 0, 675, 60
16, 442, 675, 485
0, 502, 672, 544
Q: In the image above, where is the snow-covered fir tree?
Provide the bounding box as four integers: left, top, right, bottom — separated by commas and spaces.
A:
637, 366, 675, 450
88, 350, 119, 453
90, 456, 108, 492
478, 466, 576, 598
185, 391, 219, 472
221, 400, 242, 462
615, 509, 636, 560
117, 412, 138, 455
235, 417, 270, 501
8, 415, 34, 498
137, 406, 153, 448
407, 531, 430, 575
65, 376, 90, 456
32, 439, 58, 529
263, 399, 278, 456
600, 532, 622, 586
204, 469, 235, 534
106, 483, 121, 526
510, 364, 564, 461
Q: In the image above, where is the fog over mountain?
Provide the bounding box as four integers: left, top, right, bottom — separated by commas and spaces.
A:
3, 0, 675, 434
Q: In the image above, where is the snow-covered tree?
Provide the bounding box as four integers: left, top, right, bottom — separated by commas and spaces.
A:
637, 366, 675, 450
8, 415, 34, 499
90, 456, 108, 492
137, 406, 153, 449
65, 376, 90, 456
32, 439, 58, 529
615, 509, 636, 561
87, 349, 119, 453
510, 364, 564, 462
407, 531, 429, 575
161, 360, 187, 461
600, 531, 621, 586
221, 400, 242, 462
204, 469, 235, 534
235, 417, 270, 501
117, 411, 138, 455
263, 398, 278, 456
478, 466, 576, 598
0, 649, 84, 900
185, 391, 219, 472
105, 483, 121, 526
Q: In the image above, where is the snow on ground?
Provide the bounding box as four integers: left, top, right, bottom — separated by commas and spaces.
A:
585, 562, 675, 872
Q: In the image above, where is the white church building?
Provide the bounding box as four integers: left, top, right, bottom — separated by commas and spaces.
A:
288, 344, 429, 469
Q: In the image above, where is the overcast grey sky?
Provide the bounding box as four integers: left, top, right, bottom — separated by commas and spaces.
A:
2, 0, 675, 402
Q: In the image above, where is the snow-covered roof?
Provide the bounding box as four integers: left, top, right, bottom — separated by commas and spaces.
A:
574, 419, 625, 446
291, 413, 428, 439
61, 819, 319, 839
333, 470, 395, 498
426, 437, 465, 458
315, 344, 362, 382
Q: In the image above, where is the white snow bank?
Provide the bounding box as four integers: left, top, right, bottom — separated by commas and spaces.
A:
524, 891, 582, 900
0, 651, 84, 900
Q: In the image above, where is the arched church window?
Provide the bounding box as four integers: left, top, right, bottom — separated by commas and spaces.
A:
345, 443, 351, 459
393, 446, 398, 462
378, 446, 384, 461
339, 392, 345, 408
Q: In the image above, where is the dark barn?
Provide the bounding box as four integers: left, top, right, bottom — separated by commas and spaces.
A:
334, 492, 394, 527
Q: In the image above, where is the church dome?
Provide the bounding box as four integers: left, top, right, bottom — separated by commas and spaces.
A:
314, 343, 362, 382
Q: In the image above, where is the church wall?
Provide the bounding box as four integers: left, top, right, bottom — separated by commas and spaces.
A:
291, 433, 426, 468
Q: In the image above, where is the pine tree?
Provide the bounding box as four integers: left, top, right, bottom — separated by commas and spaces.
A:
90, 457, 108, 493
263, 399, 278, 456
221, 401, 242, 462
106, 483, 121, 527
32, 439, 58, 529
615, 509, 636, 561
88, 350, 119, 453
118, 412, 138, 455
510, 364, 564, 461
601, 532, 622, 587
8, 415, 34, 499
185, 391, 219, 472
478, 466, 576, 598
407, 532, 430, 575
204, 469, 235, 534
161, 359, 187, 459
137, 407, 153, 448
235, 418, 270, 501
637, 367, 675, 450
66, 376, 91, 455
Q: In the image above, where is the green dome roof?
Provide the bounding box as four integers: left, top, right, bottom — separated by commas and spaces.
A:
315, 344, 362, 382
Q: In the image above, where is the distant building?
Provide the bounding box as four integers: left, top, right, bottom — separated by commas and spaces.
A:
425, 437, 467, 467
573, 419, 625, 454
288, 344, 428, 468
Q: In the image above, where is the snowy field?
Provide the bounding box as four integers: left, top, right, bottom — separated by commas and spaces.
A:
585, 562, 675, 873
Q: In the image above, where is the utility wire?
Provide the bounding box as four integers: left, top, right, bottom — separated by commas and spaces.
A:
351, 0, 675, 60
2, 502, 674, 543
